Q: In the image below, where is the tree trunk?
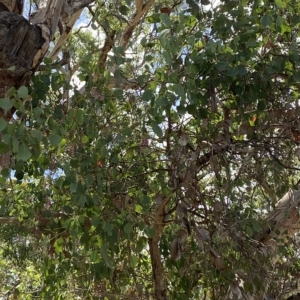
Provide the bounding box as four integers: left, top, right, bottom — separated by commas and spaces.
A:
225, 188, 300, 300
0, 12, 44, 109
0, 0, 94, 169
0, 11, 45, 168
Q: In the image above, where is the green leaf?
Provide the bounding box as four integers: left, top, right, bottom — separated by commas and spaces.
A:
33, 107, 43, 118
147, 14, 160, 23
2, 134, 11, 144
145, 55, 154, 62
226, 68, 239, 77
238, 66, 247, 76
5, 87, 16, 97
280, 22, 291, 34
160, 13, 172, 27
113, 89, 123, 98
70, 158, 78, 168
205, 41, 217, 55
187, 104, 197, 115
216, 61, 228, 71
81, 135, 89, 144
70, 182, 77, 193
144, 227, 155, 238
0, 119, 7, 132
275, 0, 284, 8
103, 222, 113, 236
16, 143, 31, 161
49, 134, 62, 146
172, 84, 185, 97
116, 133, 125, 142
31, 129, 42, 141
15, 170, 24, 180
260, 14, 273, 27
12, 139, 19, 153
134, 204, 143, 213
139, 194, 151, 211
141, 37, 147, 46
101, 246, 113, 268
75, 109, 84, 124
91, 251, 100, 263
119, 5, 129, 15
123, 222, 133, 234
86, 174, 94, 187
292, 71, 300, 82
78, 195, 87, 206
53, 106, 64, 120
186, 0, 200, 16
136, 237, 146, 252
151, 123, 163, 137
246, 39, 258, 47
130, 255, 139, 267
60, 138, 67, 146
142, 90, 154, 101
17, 86, 28, 99
257, 101, 266, 111
245, 225, 253, 237
157, 96, 169, 107
122, 127, 132, 136
162, 51, 172, 64
252, 221, 263, 233
137, 75, 149, 85
1, 168, 9, 178
0, 97, 13, 113
53, 237, 64, 253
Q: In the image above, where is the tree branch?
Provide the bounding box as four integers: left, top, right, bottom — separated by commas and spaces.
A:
97, 30, 116, 71
38, 50, 70, 71
47, 8, 83, 62
135, 0, 143, 12
121, 0, 155, 49
0, 217, 19, 224
148, 192, 173, 300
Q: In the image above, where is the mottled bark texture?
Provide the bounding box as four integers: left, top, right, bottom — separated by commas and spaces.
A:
0, 11, 44, 168
0, 0, 23, 14
0, 12, 44, 101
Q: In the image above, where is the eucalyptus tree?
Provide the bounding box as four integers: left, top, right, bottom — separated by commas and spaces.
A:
1, 0, 300, 299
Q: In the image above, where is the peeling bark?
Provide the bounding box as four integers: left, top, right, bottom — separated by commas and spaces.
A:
149, 236, 168, 300
225, 188, 300, 300
0, 0, 23, 14
148, 193, 173, 300
97, 31, 116, 70
0, 0, 95, 95
47, 8, 83, 61
121, 0, 155, 49
0, 1, 94, 169
0, 11, 44, 104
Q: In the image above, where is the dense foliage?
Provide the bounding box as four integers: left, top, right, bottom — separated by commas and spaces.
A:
1, 0, 300, 299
